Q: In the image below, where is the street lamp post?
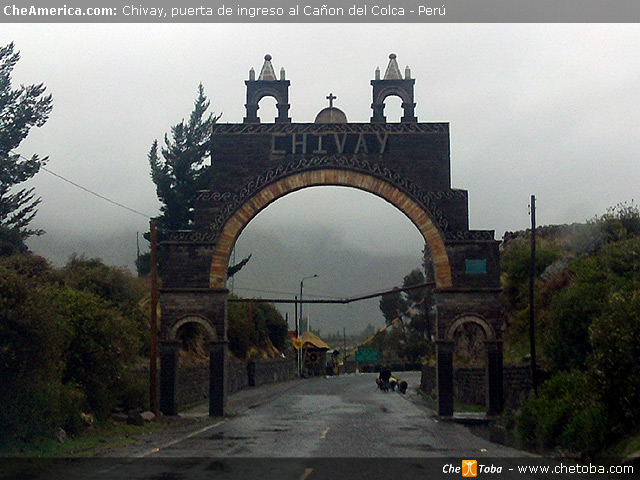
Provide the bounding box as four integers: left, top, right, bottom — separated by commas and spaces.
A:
298, 274, 319, 375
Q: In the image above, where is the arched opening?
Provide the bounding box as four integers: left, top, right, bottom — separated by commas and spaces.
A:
171, 316, 216, 363
446, 315, 497, 414
256, 95, 278, 123
382, 94, 404, 123
218, 178, 447, 381
230, 186, 427, 340
210, 169, 453, 291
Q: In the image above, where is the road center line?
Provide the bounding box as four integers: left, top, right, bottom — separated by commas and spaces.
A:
300, 467, 314, 480
320, 427, 330, 439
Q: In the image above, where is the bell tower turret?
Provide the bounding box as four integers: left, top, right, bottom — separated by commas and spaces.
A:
370, 53, 417, 123
244, 54, 291, 123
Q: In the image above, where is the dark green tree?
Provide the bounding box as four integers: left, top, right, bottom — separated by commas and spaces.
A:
148, 83, 220, 234
0, 224, 27, 256
0, 43, 53, 239
379, 287, 406, 326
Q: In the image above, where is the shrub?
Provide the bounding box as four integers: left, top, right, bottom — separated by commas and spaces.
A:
517, 371, 587, 452
51, 288, 142, 419
226, 298, 291, 360
0, 254, 149, 446
0, 266, 71, 444
227, 300, 251, 359
588, 289, 640, 430
562, 401, 613, 458
545, 281, 605, 371
501, 240, 562, 311
595, 201, 640, 243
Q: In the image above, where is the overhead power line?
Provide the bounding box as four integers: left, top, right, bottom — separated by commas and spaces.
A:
12, 152, 153, 218
229, 281, 435, 304
40, 166, 152, 218
234, 286, 340, 300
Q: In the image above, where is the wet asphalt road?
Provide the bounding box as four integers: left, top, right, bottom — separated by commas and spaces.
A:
156, 371, 525, 458
27, 372, 606, 480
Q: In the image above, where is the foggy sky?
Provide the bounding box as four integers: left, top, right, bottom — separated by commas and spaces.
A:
2, 23, 639, 333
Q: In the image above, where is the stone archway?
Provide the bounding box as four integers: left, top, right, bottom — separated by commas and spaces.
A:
158, 53, 504, 418
208, 169, 453, 290
169, 315, 218, 341
445, 315, 503, 415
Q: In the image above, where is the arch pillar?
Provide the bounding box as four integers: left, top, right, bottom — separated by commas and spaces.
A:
485, 340, 504, 415
436, 340, 454, 416
159, 340, 181, 416
434, 286, 504, 417
208, 340, 228, 416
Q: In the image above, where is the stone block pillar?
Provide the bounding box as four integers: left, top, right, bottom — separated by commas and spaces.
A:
485, 341, 504, 415
159, 340, 181, 416
209, 341, 228, 416
436, 340, 454, 417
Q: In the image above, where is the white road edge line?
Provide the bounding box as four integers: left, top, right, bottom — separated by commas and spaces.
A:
134, 419, 226, 458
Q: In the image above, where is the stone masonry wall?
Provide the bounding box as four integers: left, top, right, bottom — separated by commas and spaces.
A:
421, 364, 532, 410
143, 358, 296, 409
177, 358, 296, 408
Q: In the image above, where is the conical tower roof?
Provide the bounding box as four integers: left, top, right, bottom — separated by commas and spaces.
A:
258, 54, 277, 81
383, 53, 403, 80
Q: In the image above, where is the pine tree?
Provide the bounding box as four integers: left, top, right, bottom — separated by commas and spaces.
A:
0, 42, 53, 238
148, 83, 220, 234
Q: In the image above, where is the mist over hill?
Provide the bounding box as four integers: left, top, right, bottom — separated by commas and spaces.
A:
231, 226, 425, 336
26, 223, 426, 336
26, 227, 142, 270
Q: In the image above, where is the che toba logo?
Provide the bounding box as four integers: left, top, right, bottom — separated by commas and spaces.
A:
443, 460, 502, 476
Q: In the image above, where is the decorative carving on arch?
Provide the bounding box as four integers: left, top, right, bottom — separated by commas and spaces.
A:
199, 155, 453, 238
208, 168, 453, 290
169, 315, 218, 342
212, 122, 448, 135
445, 314, 496, 342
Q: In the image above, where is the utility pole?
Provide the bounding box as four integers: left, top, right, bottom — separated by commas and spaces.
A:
529, 195, 537, 393
294, 295, 299, 376
149, 219, 159, 414
343, 327, 347, 374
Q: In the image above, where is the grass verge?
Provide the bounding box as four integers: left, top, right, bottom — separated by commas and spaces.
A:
0, 419, 169, 458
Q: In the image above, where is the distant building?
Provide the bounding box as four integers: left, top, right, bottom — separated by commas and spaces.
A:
300, 331, 330, 376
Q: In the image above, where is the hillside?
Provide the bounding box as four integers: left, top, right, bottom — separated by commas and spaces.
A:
500, 202, 640, 457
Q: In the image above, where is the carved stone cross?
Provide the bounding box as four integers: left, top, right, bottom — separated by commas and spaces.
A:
326, 93, 337, 107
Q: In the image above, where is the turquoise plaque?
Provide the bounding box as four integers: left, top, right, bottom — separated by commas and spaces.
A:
466, 259, 487, 274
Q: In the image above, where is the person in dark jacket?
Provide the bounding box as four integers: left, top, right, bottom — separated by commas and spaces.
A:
378, 367, 392, 392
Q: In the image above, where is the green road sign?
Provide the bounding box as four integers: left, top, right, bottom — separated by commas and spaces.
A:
355, 348, 380, 363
